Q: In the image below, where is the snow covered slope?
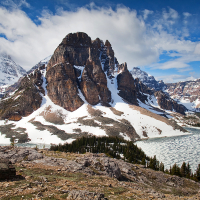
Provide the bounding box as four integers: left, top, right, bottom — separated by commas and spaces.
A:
0, 65, 188, 145
0, 32, 189, 145
0, 53, 26, 97
27, 55, 51, 74
0, 53, 26, 86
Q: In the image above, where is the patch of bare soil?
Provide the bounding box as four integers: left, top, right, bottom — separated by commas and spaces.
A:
87, 105, 103, 117
40, 105, 65, 125
109, 107, 124, 116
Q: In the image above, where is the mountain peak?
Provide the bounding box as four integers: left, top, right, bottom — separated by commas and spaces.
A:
0, 53, 26, 87
130, 67, 165, 91
0, 32, 188, 144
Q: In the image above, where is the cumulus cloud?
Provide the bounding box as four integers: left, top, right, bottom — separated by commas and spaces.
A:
0, 3, 199, 76
0, 4, 159, 69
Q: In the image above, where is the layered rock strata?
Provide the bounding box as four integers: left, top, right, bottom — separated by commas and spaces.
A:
46, 32, 113, 110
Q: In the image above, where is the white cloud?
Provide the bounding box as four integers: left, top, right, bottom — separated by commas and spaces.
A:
0, 3, 199, 75
183, 12, 191, 18
183, 12, 191, 25
1, 0, 30, 9
150, 53, 200, 71
143, 9, 153, 20
163, 8, 179, 20
194, 43, 200, 54
155, 74, 194, 83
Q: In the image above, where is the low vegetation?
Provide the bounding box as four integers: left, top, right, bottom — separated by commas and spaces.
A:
51, 136, 200, 183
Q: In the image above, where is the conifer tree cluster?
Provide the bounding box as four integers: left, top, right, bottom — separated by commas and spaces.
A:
167, 162, 200, 182
50, 136, 200, 182
50, 136, 149, 164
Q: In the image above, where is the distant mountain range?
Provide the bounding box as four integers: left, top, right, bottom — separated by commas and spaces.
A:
130, 67, 165, 91
130, 67, 200, 111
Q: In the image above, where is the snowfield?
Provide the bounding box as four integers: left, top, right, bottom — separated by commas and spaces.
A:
0, 66, 190, 145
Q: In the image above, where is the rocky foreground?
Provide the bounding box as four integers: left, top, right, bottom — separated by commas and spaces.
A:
0, 146, 200, 200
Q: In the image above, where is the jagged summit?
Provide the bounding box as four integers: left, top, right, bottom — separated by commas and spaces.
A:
130, 67, 165, 91
0, 32, 188, 144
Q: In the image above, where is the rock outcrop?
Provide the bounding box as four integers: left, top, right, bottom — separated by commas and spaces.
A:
0, 65, 44, 120
117, 63, 137, 104
46, 32, 112, 110
66, 190, 106, 200
0, 158, 16, 180
0, 146, 43, 164
154, 91, 187, 115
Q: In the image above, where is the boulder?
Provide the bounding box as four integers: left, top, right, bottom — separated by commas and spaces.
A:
0, 158, 16, 180
66, 190, 106, 200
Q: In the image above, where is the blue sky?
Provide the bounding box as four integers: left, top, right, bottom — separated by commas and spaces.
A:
0, 0, 200, 83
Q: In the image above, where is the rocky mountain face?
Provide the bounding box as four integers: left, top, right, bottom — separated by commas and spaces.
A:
0, 32, 189, 143
0, 32, 186, 119
130, 67, 187, 114
130, 67, 165, 91
154, 91, 186, 114
0, 65, 44, 121
165, 80, 200, 110
130, 67, 200, 112
46, 33, 116, 111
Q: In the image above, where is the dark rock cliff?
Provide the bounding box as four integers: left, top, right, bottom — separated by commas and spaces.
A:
117, 63, 137, 105
154, 91, 186, 115
46, 32, 113, 110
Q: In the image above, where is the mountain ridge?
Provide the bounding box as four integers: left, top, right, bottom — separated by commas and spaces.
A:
0, 53, 26, 97
130, 67, 200, 111
0, 32, 189, 144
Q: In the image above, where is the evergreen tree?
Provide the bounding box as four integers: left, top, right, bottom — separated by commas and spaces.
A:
195, 164, 200, 181
171, 163, 181, 176
180, 162, 187, 177
186, 162, 191, 178
148, 155, 158, 170
159, 162, 164, 172
141, 157, 146, 166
